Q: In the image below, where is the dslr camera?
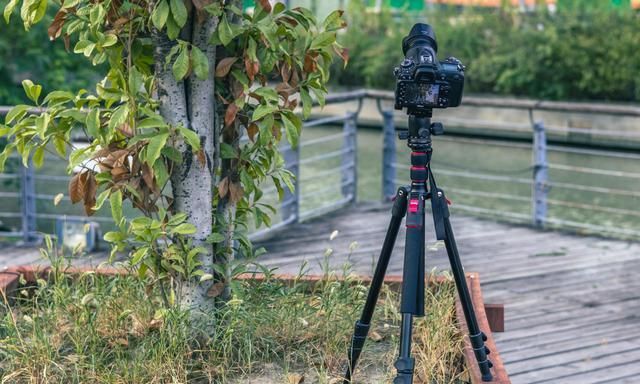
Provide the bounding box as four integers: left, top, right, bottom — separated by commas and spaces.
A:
394, 23, 465, 113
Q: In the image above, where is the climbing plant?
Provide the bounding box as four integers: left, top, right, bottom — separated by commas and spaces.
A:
0, 0, 347, 318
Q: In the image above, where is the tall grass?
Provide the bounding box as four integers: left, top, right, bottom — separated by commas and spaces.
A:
1, 263, 466, 383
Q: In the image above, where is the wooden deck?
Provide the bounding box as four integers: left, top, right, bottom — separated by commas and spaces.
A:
254, 203, 640, 384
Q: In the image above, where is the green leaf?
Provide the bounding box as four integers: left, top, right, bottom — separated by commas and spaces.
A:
252, 104, 277, 121
281, 113, 300, 148
34, 113, 49, 139
151, 0, 170, 30
220, 142, 236, 159
128, 66, 143, 95
253, 87, 279, 102
5, 104, 30, 124
165, 14, 180, 40
191, 46, 209, 80
206, 232, 225, 243
131, 247, 149, 265
3, 0, 18, 23
172, 46, 189, 81
104, 231, 125, 243
178, 126, 200, 150
218, 14, 241, 46
110, 189, 123, 225
169, 0, 187, 28
322, 10, 346, 31
108, 104, 129, 131
172, 223, 196, 235
32, 146, 44, 167
137, 115, 165, 129
101, 34, 118, 47
85, 109, 100, 138
300, 87, 313, 119
22, 80, 42, 104
310, 32, 336, 50
145, 132, 169, 165
53, 136, 66, 157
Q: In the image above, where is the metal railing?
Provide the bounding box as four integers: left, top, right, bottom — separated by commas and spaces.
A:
2, 89, 640, 242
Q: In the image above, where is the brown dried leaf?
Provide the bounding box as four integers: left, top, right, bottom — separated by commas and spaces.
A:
290, 69, 299, 88
48, 9, 68, 40
68, 172, 83, 204
256, 0, 272, 13
333, 45, 349, 67
286, 373, 304, 384
148, 318, 163, 330
113, 338, 129, 347
224, 103, 238, 127
215, 57, 238, 77
247, 123, 258, 142
118, 123, 134, 137
63, 34, 71, 51
303, 54, 317, 73
280, 63, 292, 84
196, 148, 206, 168
206, 282, 225, 298
218, 176, 229, 198
369, 331, 383, 342
141, 163, 155, 191
83, 172, 97, 216
245, 58, 259, 82
229, 181, 244, 204
191, 0, 213, 11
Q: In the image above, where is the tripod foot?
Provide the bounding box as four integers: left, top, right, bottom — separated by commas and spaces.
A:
470, 332, 493, 382
393, 357, 415, 384
343, 321, 371, 383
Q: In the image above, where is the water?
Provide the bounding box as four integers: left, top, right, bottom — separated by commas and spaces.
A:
298, 125, 640, 239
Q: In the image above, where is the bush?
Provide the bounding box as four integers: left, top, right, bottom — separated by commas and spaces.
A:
333, 3, 640, 102
0, 12, 101, 105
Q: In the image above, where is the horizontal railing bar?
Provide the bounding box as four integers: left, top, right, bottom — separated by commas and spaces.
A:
0, 231, 26, 237
299, 162, 355, 182
248, 215, 298, 241
0, 192, 20, 198
548, 182, 640, 198
34, 213, 114, 222
35, 193, 70, 201
547, 199, 640, 217
434, 135, 534, 150
0, 174, 19, 179
548, 163, 640, 179
547, 145, 640, 160
299, 132, 346, 147
303, 179, 354, 197
544, 217, 640, 237
441, 186, 531, 202
394, 164, 532, 185
299, 148, 351, 165
299, 195, 353, 221
34, 175, 70, 182
449, 203, 531, 221
303, 114, 350, 128
0, 212, 22, 218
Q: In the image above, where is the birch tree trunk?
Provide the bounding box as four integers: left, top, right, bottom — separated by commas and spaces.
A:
153, 13, 220, 319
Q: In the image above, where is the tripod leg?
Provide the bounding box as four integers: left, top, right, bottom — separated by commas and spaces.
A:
343, 187, 408, 384
431, 182, 493, 382
393, 313, 415, 384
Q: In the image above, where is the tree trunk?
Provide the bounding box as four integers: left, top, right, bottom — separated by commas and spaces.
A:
152, 14, 219, 320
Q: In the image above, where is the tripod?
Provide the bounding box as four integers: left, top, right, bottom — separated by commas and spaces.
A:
343, 114, 493, 383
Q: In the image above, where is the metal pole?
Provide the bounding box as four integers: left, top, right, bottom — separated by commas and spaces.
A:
282, 144, 300, 223
20, 158, 37, 244
341, 112, 357, 203
379, 102, 396, 200
532, 121, 548, 228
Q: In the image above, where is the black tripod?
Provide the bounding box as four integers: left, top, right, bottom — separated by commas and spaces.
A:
343, 114, 493, 383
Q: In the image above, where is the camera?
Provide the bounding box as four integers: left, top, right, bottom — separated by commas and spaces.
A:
394, 23, 465, 113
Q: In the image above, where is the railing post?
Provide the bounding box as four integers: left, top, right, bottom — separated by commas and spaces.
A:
20, 159, 37, 244
532, 121, 548, 228
282, 144, 300, 223
341, 112, 357, 203
381, 109, 396, 200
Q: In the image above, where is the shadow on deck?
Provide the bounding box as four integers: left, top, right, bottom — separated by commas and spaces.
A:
254, 202, 640, 384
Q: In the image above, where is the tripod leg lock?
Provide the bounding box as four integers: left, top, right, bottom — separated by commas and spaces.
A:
347, 320, 370, 362
470, 332, 494, 382
393, 357, 415, 384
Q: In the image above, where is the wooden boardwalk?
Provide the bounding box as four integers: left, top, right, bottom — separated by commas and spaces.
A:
254, 203, 640, 384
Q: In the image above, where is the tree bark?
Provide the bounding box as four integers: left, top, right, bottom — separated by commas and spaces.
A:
152, 14, 218, 320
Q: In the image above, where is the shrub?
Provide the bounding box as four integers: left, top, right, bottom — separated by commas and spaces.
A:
333, 3, 640, 102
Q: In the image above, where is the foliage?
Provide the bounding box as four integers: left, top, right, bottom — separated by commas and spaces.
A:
0, 264, 465, 383
333, 2, 640, 102
0, 8, 101, 105
0, 0, 347, 305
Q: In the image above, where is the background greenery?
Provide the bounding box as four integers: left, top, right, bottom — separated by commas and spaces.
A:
0, 10, 101, 105
331, 1, 640, 102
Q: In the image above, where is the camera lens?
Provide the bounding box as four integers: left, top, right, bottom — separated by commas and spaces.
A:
402, 23, 438, 55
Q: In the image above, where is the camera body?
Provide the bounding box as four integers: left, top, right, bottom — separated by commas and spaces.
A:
394, 23, 465, 112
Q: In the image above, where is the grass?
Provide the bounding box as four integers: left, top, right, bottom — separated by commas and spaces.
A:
0, 261, 467, 384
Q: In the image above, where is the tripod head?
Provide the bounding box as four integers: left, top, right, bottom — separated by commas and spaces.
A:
397, 109, 445, 154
